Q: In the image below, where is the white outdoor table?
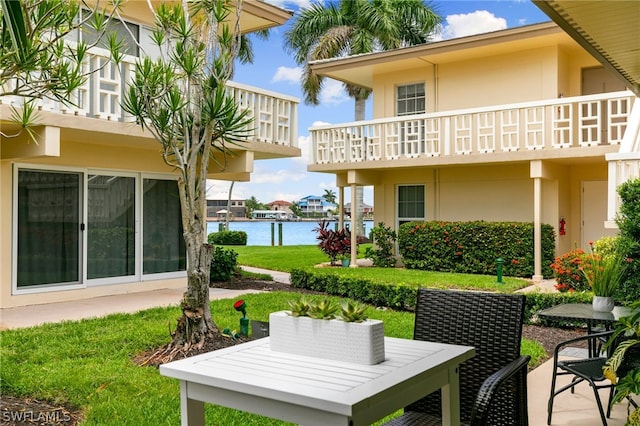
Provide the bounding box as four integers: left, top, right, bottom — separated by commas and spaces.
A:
160, 336, 475, 426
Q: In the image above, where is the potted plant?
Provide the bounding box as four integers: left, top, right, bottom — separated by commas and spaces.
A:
337, 253, 351, 267
269, 297, 385, 365
603, 301, 640, 424
580, 241, 629, 312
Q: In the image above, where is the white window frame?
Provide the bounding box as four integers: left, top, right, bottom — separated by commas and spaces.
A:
397, 184, 426, 228
396, 82, 426, 117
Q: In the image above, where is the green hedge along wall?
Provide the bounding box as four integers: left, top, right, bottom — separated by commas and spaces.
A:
398, 221, 555, 278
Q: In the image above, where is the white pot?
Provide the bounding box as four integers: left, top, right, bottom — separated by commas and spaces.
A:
592, 296, 615, 312
269, 311, 385, 365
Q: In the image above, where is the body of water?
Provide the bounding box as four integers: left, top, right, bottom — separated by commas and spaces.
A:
207, 220, 374, 246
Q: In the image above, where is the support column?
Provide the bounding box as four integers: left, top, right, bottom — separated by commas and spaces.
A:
339, 186, 345, 231
350, 184, 358, 268
533, 177, 543, 282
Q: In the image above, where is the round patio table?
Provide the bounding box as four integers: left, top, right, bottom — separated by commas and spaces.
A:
538, 303, 633, 356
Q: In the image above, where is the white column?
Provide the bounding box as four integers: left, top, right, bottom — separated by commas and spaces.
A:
339, 186, 345, 231
533, 177, 543, 282
350, 184, 358, 268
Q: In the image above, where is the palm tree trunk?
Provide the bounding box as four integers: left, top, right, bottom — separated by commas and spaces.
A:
354, 97, 366, 237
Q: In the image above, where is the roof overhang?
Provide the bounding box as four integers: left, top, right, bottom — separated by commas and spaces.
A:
87, 0, 292, 33
533, 0, 640, 96
309, 22, 581, 89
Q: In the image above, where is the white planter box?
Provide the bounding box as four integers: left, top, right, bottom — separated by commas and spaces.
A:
269, 311, 385, 365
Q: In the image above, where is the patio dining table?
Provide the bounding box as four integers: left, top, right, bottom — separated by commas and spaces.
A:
160, 336, 475, 426
538, 303, 632, 356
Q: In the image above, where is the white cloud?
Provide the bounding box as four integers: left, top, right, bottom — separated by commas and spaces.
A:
265, 0, 314, 10
271, 66, 302, 84
436, 10, 507, 40
320, 79, 349, 105
252, 165, 307, 184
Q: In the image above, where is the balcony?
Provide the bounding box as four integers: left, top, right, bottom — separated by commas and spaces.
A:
309, 91, 636, 169
1, 48, 298, 150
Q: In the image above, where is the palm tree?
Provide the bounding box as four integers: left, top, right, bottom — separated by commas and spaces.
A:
284, 0, 440, 235
323, 188, 337, 205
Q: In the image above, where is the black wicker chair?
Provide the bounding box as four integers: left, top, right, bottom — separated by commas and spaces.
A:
384, 289, 530, 426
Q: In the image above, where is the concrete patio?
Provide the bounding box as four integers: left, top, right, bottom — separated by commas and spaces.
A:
0, 269, 634, 425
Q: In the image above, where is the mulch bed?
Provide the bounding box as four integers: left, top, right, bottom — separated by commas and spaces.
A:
1, 276, 588, 426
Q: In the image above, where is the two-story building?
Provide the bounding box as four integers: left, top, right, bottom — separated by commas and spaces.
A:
0, 1, 299, 308
298, 195, 335, 217
307, 20, 639, 279
207, 199, 247, 220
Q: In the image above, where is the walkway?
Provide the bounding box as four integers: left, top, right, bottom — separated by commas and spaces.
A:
0, 267, 630, 425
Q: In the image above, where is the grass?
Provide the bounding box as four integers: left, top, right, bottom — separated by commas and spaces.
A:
228, 244, 529, 292
1, 245, 543, 424
0, 293, 411, 425
1, 292, 545, 425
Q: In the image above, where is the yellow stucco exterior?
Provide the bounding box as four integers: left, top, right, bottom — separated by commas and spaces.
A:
309, 22, 636, 279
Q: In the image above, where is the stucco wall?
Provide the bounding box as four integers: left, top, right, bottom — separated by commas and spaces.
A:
372, 44, 600, 118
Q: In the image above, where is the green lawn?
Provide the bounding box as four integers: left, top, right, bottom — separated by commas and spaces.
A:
1, 292, 545, 425
1, 245, 542, 424
228, 244, 530, 292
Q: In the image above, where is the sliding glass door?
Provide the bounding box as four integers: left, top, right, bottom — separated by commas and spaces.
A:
87, 174, 136, 280
17, 170, 82, 287
15, 168, 186, 291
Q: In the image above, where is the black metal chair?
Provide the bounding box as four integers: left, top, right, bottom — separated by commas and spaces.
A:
384, 289, 530, 426
546, 330, 618, 426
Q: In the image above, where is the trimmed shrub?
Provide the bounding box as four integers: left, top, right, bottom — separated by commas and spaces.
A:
398, 221, 555, 278
208, 230, 247, 245
210, 247, 238, 282
290, 268, 590, 323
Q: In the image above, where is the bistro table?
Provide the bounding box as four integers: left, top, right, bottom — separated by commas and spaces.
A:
538, 303, 632, 356
160, 336, 475, 426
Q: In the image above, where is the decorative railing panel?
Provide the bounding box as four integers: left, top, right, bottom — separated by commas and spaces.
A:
310, 92, 636, 165
1, 50, 298, 149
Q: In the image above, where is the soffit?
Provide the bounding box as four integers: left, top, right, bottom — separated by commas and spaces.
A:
85, 0, 292, 33
310, 22, 582, 89
533, 0, 640, 96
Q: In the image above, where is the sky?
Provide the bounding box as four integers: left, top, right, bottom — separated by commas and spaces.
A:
206, 0, 551, 205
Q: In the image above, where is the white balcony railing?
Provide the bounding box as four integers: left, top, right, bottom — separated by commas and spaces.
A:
1, 48, 298, 149
309, 91, 636, 165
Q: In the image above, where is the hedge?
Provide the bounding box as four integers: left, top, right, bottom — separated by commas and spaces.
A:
290, 268, 593, 324
398, 221, 555, 278
207, 230, 247, 245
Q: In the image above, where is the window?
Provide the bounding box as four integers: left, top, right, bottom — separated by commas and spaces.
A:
398, 185, 425, 226
397, 83, 425, 116
81, 13, 140, 57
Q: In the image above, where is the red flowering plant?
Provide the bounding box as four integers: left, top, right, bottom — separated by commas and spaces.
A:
549, 246, 591, 292
313, 220, 354, 264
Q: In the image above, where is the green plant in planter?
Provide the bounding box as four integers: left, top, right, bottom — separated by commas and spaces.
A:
339, 300, 368, 323
603, 300, 640, 423
581, 241, 629, 297
287, 297, 311, 317
308, 298, 339, 320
